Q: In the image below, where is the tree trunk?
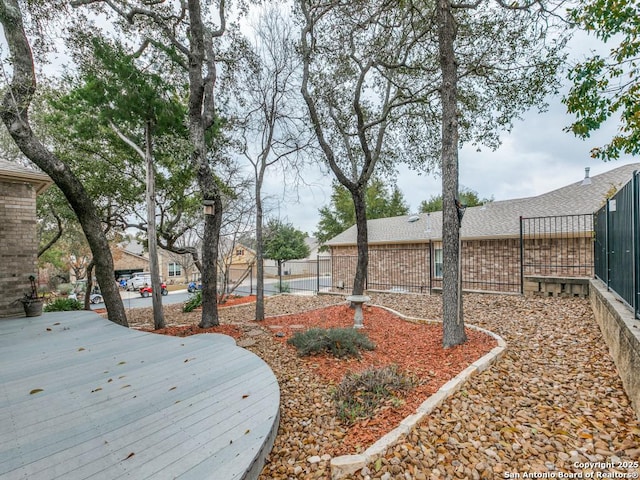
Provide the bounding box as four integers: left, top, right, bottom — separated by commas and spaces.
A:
145, 121, 165, 330
0, 0, 128, 327
84, 260, 95, 311
438, 0, 467, 348
351, 188, 369, 295
198, 193, 222, 328
255, 180, 265, 320
186, 0, 222, 329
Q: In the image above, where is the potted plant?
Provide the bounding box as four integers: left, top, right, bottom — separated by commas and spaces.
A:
18, 275, 44, 317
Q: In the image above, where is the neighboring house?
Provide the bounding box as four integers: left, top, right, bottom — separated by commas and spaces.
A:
0, 159, 52, 317
226, 239, 328, 281
326, 164, 640, 295
265, 237, 330, 277
225, 243, 256, 283
111, 241, 193, 285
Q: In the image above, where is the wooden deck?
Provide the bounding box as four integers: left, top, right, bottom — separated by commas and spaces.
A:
0, 311, 280, 480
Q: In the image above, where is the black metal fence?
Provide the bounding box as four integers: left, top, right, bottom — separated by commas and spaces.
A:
330, 244, 523, 295
594, 171, 639, 318
330, 247, 433, 294
276, 257, 332, 293
520, 214, 595, 282
328, 214, 596, 296
226, 257, 332, 296
225, 212, 600, 297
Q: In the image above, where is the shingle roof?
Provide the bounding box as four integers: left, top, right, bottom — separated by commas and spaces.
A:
326, 163, 640, 245
0, 158, 52, 194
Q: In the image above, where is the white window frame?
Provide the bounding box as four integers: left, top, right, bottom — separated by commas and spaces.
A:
168, 262, 182, 277
434, 247, 443, 278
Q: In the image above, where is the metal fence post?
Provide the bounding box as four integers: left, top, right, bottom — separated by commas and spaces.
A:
428, 242, 433, 295
606, 199, 611, 289
634, 171, 639, 318
519, 216, 524, 295
316, 255, 320, 293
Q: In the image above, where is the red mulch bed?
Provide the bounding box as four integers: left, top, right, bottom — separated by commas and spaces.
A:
262, 304, 497, 450
144, 301, 497, 453
218, 295, 257, 308
144, 323, 244, 339
138, 295, 256, 338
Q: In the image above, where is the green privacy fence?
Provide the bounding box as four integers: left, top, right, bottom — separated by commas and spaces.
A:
594, 170, 640, 319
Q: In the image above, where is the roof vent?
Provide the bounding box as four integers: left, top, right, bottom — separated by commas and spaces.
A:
407, 214, 420, 223
582, 167, 592, 186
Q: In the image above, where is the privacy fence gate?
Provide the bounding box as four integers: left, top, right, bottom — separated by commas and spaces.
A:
594, 170, 640, 319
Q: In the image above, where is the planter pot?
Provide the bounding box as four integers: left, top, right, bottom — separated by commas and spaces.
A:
23, 301, 43, 317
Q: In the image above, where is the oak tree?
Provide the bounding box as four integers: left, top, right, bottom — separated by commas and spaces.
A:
564, 0, 640, 160
0, 0, 128, 326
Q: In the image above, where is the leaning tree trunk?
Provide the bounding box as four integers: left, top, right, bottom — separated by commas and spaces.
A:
438, 0, 467, 348
0, 0, 128, 327
351, 188, 369, 296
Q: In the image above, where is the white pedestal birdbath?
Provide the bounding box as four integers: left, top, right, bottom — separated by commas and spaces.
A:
346, 295, 371, 329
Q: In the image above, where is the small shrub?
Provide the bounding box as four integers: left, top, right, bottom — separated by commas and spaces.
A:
287, 327, 375, 358
44, 298, 83, 312
183, 290, 203, 313
275, 281, 290, 293
334, 365, 416, 425
57, 283, 74, 295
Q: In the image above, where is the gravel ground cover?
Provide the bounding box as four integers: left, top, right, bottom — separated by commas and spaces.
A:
125, 293, 640, 480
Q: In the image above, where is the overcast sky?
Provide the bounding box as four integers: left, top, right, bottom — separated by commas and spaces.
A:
260, 31, 639, 236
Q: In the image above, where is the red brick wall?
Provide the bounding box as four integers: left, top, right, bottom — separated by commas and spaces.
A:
330, 236, 594, 295
522, 235, 593, 277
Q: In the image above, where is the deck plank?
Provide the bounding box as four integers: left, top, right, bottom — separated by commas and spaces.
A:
0, 311, 280, 480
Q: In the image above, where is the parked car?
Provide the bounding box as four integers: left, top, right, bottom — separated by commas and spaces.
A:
127, 273, 152, 291
188, 281, 202, 293
139, 283, 168, 298
90, 293, 104, 304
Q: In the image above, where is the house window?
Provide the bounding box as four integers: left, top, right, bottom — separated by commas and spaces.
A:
434, 248, 443, 278
168, 262, 182, 277
235, 248, 244, 256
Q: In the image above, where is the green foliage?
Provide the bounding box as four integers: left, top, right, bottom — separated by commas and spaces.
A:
287, 327, 375, 358
334, 365, 415, 425
564, 0, 640, 160
57, 283, 74, 295
315, 179, 410, 245
419, 187, 493, 213
44, 298, 83, 312
183, 290, 203, 313
263, 219, 310, 263
274, 281, 290, 293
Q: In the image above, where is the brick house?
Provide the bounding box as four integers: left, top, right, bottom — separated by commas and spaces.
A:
0, 159, 52, 317
326, 163, 640, 296
111, 241, 195, 285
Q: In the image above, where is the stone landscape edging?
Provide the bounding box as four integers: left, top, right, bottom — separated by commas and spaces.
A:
329, 304, 507, 480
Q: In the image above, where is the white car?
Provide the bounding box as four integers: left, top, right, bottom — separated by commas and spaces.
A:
127, 273, 151, 291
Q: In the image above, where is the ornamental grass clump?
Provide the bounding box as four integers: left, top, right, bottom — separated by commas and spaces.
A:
44, 298, 83, 312
183, 290, 203, 313
334, 365, 416, 425
287, 327, 375, 358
